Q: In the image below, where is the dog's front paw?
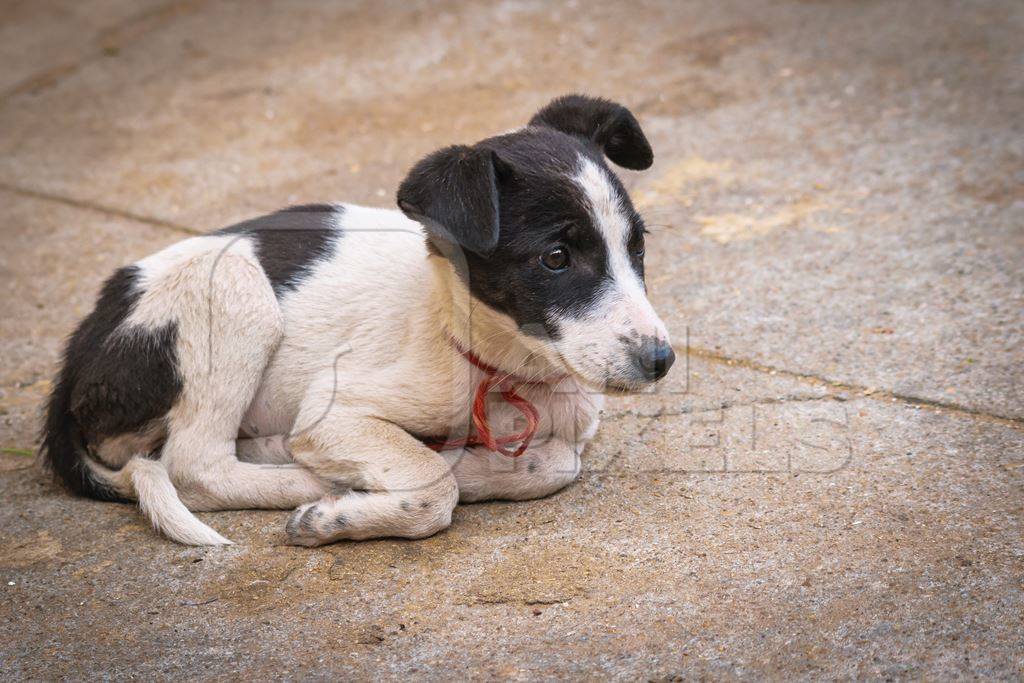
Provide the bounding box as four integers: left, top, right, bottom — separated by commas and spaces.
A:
285, 501, 344, 547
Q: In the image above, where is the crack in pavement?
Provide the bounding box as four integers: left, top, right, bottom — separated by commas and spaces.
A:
602, 393, 836, 422
0, 183, 200, 235
681, 344, 1024, 429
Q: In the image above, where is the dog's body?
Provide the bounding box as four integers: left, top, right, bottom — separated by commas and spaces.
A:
41, 95, 673, 546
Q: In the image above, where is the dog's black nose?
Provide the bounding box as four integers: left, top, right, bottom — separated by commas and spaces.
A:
635, 338, 675, 381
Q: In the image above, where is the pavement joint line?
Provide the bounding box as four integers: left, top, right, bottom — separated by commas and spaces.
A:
0, 182, 201, 236
682, 344, 1024, 429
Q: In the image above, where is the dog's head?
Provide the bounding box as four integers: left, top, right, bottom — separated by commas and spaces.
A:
398, 94, 673, 391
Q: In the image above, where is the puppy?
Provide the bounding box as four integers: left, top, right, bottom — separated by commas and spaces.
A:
40, 94, 674, 546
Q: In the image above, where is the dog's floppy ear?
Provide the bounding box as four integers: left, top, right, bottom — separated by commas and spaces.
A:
397, 145, 509, 256
529, 94, 653, 170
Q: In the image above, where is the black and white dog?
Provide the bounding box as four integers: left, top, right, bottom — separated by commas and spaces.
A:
41, 95, 674, 546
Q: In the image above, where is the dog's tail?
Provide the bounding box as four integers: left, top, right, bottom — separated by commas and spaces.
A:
40, 369, 128, 503
85, 456, 234, 546
41, 376, 232, 546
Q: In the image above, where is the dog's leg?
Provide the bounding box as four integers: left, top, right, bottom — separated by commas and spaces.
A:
283, 406, 458, 546
178, 460, 328, 511
440, 437, 582, 503
134, 246, 327, 519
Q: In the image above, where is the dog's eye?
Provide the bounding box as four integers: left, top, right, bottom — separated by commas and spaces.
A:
630, 233, 646, 258
540, 246, 570, 272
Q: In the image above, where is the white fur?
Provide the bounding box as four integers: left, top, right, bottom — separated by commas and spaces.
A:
550, 156, 670, 389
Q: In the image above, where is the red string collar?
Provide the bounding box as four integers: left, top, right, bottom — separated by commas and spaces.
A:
424, 335, 558, 458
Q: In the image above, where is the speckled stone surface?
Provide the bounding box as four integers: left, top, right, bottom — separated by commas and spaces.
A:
1, 0, 1021, 679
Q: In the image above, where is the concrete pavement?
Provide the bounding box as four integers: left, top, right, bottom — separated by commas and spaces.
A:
1, 0, 1021, 679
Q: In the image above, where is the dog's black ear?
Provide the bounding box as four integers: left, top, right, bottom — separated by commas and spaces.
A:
397, 145, 509, 256
529, 94, 653, 170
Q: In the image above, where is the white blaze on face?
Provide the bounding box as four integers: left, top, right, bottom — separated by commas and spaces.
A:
551, 156, 669, 387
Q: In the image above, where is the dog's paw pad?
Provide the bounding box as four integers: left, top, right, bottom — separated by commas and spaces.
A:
285, 502, 343, 546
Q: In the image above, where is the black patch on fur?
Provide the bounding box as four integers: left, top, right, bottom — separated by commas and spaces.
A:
529, 94, 654, 170
397, 147, 509, 256
41, 266, 183, 502
527, 461, 538, 474
299, 506, 319, 532
335, 514, 348, 529
411, 129, 644, 339
400, 500, 412, 512
218, 204, 342, 296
